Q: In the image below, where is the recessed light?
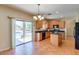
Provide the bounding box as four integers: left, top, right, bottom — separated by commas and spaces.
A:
55, 11, 59, 14
60, 16, 63, 18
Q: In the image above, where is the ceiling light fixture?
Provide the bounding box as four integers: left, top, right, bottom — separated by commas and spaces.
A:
55, 11, 59, 14
33, 4, 44, 20
60, 15, 63, 18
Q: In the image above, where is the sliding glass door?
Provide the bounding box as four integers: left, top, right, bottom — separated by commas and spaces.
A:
15, 21, 24, 46
24, 22, 32, 42
15, 20, 32, 46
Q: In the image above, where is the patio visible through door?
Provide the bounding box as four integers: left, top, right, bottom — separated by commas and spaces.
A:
15, 20, 32, 46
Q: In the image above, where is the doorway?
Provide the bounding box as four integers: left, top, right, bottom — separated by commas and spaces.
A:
14, 20, 32, 46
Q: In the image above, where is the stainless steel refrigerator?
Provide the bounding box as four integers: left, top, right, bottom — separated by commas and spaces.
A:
75, 22, 79, 49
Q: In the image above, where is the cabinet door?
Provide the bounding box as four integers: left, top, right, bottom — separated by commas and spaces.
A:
50, 34, 59, 46
48, 21, 51, 29
45, 32, 50, 38
36, 20, 42, 29
61, 32, 65, 40
35, 33, 42, 41
58, 33, 62, 46
42, 20, 48, 29
59, 21, 65, 29
48, 20, 59, 29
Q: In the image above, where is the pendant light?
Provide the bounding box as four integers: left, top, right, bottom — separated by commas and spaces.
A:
33, 4, 44, 20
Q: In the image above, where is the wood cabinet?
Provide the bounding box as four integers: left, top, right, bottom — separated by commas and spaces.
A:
35, 32, 50, 41
59, 21, 65, 29
35, 32, 42, 41
35, 20, 48, 29
50, 33, 59, 46
58, 33, 63, 45
45, 32, 50, 39
42, 20, 48, 29
50, 33, 63, 46
48, 20, 59, 29
60, 32, 65, 40
35, 20, 65, 29
35, 20, 42, 29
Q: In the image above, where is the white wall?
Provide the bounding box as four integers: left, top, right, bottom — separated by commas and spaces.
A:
65, 19, 75, 36
0, 5, 32, 52
61, 17, 76, 37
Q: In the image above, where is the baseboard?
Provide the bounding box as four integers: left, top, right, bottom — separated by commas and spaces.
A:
0, 47, 10, 52
66, 35, 74, 37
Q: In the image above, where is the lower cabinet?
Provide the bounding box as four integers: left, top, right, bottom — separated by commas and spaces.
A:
50, 33, 62, 46
45, 32, 50, 39
58, 33, 62, 46
50, 33, 59, 46
35, 32, 50, 41
35, 32, 42, 41
59, 32, 65, 40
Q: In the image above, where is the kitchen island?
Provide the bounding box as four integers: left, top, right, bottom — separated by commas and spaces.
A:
35, 29, 65, 46
50, 32, 64, 46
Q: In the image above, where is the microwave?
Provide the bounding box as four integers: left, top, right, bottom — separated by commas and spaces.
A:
53, 25, 59, 28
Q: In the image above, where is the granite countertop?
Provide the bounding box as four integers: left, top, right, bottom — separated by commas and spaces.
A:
35, 29, 48, 33
35, 28, 65, 33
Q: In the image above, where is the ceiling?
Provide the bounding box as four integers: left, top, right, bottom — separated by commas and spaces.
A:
4, 4, 79, 19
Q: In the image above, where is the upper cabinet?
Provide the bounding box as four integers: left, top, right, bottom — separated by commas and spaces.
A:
35, 20, 48, 29
48, 20, 59, 29
35, 19, 65, 29
59, 21, 65, 29
35, 20, 42, 29
42, 20, 48, 29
